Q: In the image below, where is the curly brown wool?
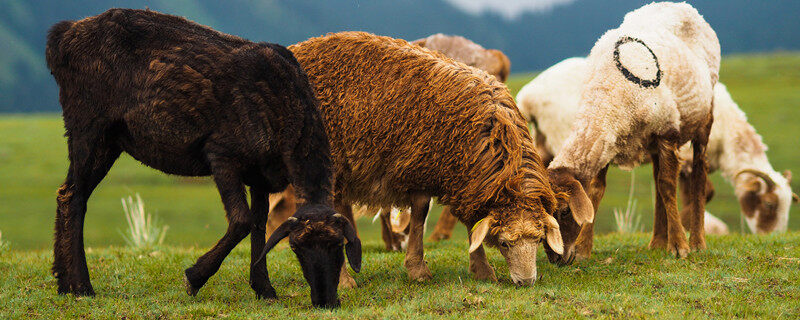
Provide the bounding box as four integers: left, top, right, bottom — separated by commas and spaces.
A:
285, 32, 559, 284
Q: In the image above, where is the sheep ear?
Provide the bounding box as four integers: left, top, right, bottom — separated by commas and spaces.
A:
336, 214, 362, 273
390, 208, 411, 233
468, 218, 491, 253
567, 180, 594, 225
544, 215, 564, 255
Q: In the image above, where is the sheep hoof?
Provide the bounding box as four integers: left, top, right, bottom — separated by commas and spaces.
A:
407, 261, 433, 282
669, 243, 690, 259
255, 288, 277, 300
428, 232, 450, 241
469, 260, 497, 282
648, 237, 667, 250
338, 268, 357, 289
689, 238, 707, 252
183, 271, 201, 297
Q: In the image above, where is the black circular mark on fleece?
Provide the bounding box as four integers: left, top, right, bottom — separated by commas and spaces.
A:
613, 36, 662, 88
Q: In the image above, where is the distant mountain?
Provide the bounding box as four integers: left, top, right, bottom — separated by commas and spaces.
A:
1, 0, 798, 112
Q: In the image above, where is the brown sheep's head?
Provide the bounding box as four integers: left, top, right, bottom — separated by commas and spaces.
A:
258, 204, 361, 308
543, 167, 594, 265
485, 49, 511, 82
468, 203, 564, 286
735, 169, 798, 234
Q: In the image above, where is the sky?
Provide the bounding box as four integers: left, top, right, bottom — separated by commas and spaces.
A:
443, 0, 577, 19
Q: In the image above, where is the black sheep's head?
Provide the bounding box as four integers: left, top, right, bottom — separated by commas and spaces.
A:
258, 204, 361, 308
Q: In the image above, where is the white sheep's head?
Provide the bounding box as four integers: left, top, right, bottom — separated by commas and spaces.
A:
735, 169, 798, 234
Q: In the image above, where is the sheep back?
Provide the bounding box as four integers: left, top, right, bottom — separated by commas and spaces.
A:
289, 32, 555, 225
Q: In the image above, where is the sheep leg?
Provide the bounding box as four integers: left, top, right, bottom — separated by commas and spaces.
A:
185, 159, 252, 296
649, 154, 668, 249
428, 206, 458, 241
468, 226, 498, 282
248, 186, 277, 299
575, 164, 609, 260
652, 139, 689, 258
687, 137, 710, 251
55, 139, 121, 296
404, 194, 433, 281
379, 207, 402, 251
678, 168, 693, 230
333, 198, 357, 289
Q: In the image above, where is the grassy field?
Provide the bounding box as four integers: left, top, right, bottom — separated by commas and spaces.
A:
0, 52, 799, 317
2, 234, 799, 318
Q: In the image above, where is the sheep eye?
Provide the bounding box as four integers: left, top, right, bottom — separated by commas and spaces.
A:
499, 241, 511, 249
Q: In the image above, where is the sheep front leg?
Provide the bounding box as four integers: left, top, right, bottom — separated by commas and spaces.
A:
379, 207, 402, 251
679, 172, 715, 230
185, 159, 252, 296
404, 194, 433, 281
687, 136, 710, 251
468, 226, 498, 282
575, 165, 609, 260
249, 186, 277, 299
429, 206, 458, 241
333, 198, 357, 289
652, 139, 689, 258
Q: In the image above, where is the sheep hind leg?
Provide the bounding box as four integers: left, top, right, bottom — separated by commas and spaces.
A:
649, 153, 668, 250
404, 194, 433, 282
468, 225, 497, 282
428, 206, 458, 241
379, 207, 401, 251
184, 159, 252, 296
334, 198, 357, 289
687, 137, 710, 251
654, 138, 689, 258
55, 139, 121, 296
249, 186, 277, 299
575, 165, 609, 260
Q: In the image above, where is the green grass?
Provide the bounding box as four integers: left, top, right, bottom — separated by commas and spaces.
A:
0, 52, 799, 317
1, 234, 798, 318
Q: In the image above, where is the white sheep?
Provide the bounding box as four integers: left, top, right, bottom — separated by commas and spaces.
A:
517, 58, 796, 235
545, 2, 720, 262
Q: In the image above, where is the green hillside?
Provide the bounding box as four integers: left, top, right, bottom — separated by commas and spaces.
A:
0, 52, 798, 251
1, 0, 799, 112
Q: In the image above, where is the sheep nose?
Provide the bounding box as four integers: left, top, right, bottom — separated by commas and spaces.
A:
514, 277, 535, 287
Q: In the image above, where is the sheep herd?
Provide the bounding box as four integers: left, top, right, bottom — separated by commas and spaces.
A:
45, 2, 796, 308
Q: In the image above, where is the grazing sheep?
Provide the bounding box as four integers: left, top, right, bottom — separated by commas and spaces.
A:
514, 57, 796, 236
46, 9, 360, 308
541, 2, 721, 262
412, 33, 511, 82
679, 84, 798, 233
270, 34, 512, 251
283, 31, 568, 286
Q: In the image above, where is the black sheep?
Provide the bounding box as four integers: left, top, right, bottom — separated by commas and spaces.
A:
45, 8, 360, 308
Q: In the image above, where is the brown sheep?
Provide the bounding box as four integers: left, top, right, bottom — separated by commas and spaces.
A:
46, 9, 359, 308
279, 31, 567, 286
413, 33, 511, 82
269, 34, 514, 251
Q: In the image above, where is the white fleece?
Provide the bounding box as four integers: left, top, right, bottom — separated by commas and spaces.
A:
517, 69, 791, 233
548, 2, 720, 182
